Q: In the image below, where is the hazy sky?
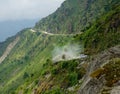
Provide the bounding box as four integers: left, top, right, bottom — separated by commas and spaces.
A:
0, 0, 65, 42
0, 0, 65, 21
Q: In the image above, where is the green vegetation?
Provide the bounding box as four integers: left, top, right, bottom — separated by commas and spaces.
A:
0, 29, 72, 94
0, 36, 16, 57
35, 0, 120, 34
103, 58, 120, 87
0, 0, 120, 94
75, 4, 120, 54
43, 87, 64, 94
32, 59, 86, 94
91, 58, 120, 87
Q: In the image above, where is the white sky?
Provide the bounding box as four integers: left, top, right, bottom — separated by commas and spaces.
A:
0, 0, 65, 22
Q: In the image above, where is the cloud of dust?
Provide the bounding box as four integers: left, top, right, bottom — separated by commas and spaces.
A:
52, 44, 84, 63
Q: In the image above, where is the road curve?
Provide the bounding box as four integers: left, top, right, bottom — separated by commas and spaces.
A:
30, 29, 82, 36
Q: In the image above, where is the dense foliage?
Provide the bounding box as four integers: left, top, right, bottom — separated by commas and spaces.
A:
0, 0, 120, 94
75, 4, 120, 54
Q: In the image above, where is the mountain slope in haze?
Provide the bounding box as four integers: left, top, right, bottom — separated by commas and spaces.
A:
0, 20, 38, 42
0, 0, 120, 94
35, 0, 120, 34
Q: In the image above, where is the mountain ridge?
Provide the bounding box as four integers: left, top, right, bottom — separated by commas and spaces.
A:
35, 0, 120, 34
0, 0, 119, 94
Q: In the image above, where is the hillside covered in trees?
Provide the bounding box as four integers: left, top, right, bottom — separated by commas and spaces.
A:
0, 0, 120, 94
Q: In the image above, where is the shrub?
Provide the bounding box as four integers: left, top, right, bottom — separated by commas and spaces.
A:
77, 68, 86, 79
103, 58, 120, 86
68, 72, 78, 86
35, 79, 39, 85
44, 87, 64, 94
61, 60, 78, 71
61, 61, 69, 69
23, 72, 29, 79
51, 68, 58, 75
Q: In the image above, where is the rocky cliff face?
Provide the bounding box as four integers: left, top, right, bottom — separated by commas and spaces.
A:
78, 45, 120, 94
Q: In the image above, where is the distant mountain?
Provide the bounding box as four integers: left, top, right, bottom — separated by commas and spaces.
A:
0, 19, 38, 42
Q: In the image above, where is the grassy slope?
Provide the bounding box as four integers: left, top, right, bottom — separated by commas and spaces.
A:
0, 29, 72, 94
15, 5, 120, 94
15, 58, 86, 94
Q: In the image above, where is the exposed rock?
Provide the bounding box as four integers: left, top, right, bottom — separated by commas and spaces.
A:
78, 45, 120, 94
68, 86, 75, 91
45, 73, 51, 79
0, 37, 20, 64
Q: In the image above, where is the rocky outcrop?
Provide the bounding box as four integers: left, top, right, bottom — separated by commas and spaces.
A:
0, 37, 20, 64
78, 45, 120, 94
111, 86, 120, 94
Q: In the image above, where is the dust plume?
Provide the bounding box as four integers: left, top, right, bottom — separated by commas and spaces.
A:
52, 44, 85, 63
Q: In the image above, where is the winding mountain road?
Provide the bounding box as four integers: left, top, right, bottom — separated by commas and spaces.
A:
0, 29, 81, 64
30, 29, 82, 36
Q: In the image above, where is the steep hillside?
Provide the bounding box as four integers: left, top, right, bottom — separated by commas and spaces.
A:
0, 28, 72, 94
0, 37, 20, 64
35, 0, 120, 34
14, 3, 120, 94
75, 4, 120, 54
79, 45, 120, 94
0, 36, 16, 57
76, 4, 120, 94
0, 0, 119, 94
